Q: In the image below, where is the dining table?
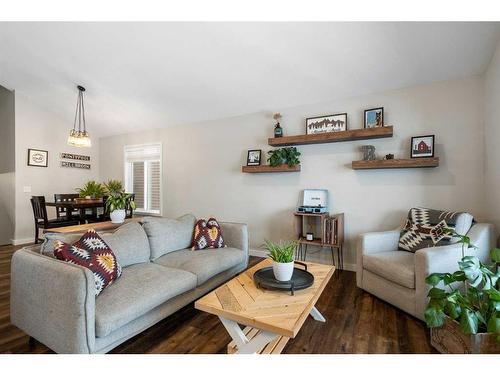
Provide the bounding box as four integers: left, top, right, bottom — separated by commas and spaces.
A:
45, 199, 105, 224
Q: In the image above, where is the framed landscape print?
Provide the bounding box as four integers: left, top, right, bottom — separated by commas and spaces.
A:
364, 107, 384, 128
306, 113, 347, 135
411, 135, 435, 158
247, 149, 262, 166
27, 148, 48, 167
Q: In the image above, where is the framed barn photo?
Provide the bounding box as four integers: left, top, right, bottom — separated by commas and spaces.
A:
246, 149, 262, 166
306, 113, 347, 135
27, 148, 48, 167
411, 135, 435, 158
364, 107, 384, 128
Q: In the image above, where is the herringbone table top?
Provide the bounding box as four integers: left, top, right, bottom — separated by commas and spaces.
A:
195, 258, 335, 338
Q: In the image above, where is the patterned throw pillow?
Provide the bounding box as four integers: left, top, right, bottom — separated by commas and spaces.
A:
54, 229, 122, 296
398, 207, 473, 253
192, 217, 226, 250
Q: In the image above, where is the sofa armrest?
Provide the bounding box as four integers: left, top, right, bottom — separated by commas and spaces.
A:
10, 248, 96, 353
356, 228, 400, 287
220, 222, 249, 254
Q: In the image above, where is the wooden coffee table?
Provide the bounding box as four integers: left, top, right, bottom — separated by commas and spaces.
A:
195, 258, 335, 354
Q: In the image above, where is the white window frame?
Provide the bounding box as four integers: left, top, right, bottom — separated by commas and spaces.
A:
124, 143, 162, 216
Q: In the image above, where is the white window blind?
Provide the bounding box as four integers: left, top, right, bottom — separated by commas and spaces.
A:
124, 143, 162, 215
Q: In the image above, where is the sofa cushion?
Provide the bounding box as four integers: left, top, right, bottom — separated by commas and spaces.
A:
192, 217, 226, 250
142, 214, 196, 259
95, 263, 197, 337
54, 229, 122, 296
398, 207, 474, 253
363, 251, 415, 289
154, 247, 246, 286
100, 222, 150, 267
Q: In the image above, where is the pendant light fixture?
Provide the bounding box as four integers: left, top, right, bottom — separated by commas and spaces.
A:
67, 85, 92, 148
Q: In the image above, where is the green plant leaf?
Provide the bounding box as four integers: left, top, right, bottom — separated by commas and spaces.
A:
426, 273, 444, 286
491, 248, 500, 263
428, 287, 447, 299
444, 301, 461, 319
459, 309, 479, 334
485, 287, 500, 302
487, 314, 500, 334
424, 306, 446, 328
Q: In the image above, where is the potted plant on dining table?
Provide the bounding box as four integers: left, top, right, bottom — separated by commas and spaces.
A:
75, 180, 106, 202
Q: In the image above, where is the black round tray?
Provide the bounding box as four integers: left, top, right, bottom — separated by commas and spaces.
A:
253, 261, 314, 296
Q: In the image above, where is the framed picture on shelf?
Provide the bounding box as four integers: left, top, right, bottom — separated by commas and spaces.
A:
306, 113, 347, 135
27, 148, 48, 167
411, 135, 435, 158
246, 149, 262, 166
364, 107, 384, 128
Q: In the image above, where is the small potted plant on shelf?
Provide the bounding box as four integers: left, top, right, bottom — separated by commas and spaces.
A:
75, 180, 106, 201
424, 229, 500, 353
106, 192, 136, 224
267, 147, 301, 168
263, 240, 297, 282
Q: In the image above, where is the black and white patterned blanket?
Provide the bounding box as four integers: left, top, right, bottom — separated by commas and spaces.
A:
398, 207, 471, 253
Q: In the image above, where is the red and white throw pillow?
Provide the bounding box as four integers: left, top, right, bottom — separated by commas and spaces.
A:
192, 217, 226, 250
54, 229, 122, 296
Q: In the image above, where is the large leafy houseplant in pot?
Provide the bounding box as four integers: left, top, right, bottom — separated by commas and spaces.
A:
424, 230, 500, 353
263, 240, 297, 282
106, 193, 136, 224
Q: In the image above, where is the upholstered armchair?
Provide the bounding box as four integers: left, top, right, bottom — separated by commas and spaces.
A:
356, 220, 494, 321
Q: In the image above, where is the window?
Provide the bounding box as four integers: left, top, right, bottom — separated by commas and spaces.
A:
124, 143, 162, 215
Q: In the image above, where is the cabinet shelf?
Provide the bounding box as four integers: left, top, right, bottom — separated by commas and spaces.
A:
241, 164, 301, 173
268, 126, 393, 147
352, 157, 439, 170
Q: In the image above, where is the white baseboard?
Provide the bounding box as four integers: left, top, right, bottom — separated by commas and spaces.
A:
11, 238, 33, 246
249, 248, 356, 272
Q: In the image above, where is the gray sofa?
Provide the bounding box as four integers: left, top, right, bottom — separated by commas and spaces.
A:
10, 214, 249, 354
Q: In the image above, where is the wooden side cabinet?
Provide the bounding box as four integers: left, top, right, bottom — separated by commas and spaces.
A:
293, 212, 344, 269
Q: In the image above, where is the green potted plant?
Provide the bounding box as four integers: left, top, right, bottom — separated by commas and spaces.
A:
76, 180, 106, 200
424, 230, 500, 353
263, 240, 297, 281
267, 147, 301, 167
106, 192, 136, 224
104, 179, 124, 197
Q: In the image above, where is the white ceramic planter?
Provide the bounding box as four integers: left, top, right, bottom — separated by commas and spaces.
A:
272, 261, 294, 281
110, 209, 126, 224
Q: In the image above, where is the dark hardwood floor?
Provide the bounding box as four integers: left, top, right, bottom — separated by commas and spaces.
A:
0, 244, 437, 354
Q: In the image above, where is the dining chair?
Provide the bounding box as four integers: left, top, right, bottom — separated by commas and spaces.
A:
30, 196, 80, 243
125, 193, 135, 218
54, 193, 80, 219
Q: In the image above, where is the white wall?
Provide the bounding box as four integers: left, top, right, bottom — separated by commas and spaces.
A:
0, 86, 15, 245
484, 42, 500, 235
99, 76, 486, 268
14, 93, 100, 243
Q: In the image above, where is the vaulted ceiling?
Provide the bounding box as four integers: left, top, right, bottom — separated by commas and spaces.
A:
1, 22, 499, 137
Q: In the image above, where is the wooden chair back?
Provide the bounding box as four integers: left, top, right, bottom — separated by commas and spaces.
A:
30, 196, 48, 225
125, 193, 135, 218
54, 193, 79, 218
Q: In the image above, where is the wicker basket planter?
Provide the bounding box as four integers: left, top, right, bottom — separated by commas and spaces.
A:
431, 317, 499, 354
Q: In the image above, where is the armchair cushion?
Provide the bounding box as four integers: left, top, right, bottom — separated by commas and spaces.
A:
363, 251, 415, 289
398, 207, 473, 253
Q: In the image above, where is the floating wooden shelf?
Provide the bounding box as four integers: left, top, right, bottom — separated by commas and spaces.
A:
241, 164, 301, 173
268, 126, 393, 147
352, 157, 439, 170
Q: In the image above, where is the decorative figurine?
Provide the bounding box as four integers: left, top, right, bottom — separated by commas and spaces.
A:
384, 153, 394, 160
361, 145, 376, 161
273, 113, 283, 138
